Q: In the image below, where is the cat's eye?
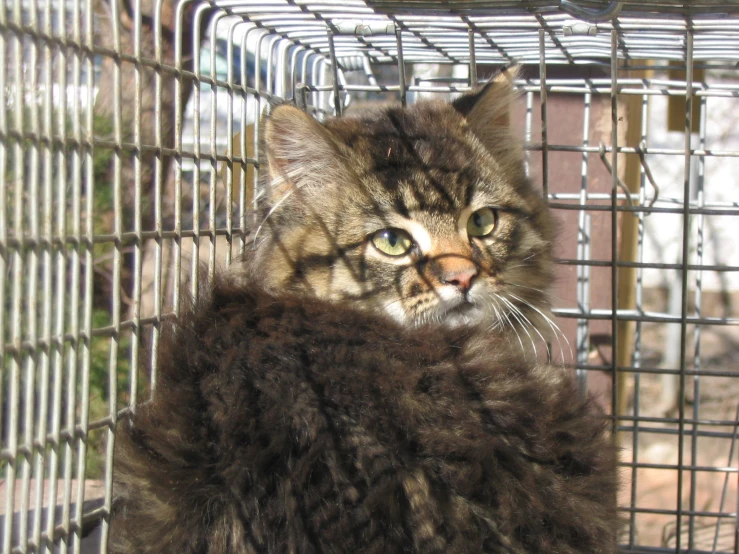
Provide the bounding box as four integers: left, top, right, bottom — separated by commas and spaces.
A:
371, 228, 413, 257
467, 207, 498, 238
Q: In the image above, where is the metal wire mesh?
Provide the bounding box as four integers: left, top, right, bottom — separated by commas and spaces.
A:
1, 0, 738, 552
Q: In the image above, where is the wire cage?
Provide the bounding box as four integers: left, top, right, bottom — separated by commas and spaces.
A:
2, 0, 739, 552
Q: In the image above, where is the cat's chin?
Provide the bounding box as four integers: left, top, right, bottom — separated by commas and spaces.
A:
414, 302, 484, 329
436, 302, 485, 329
381, 300, 481, 329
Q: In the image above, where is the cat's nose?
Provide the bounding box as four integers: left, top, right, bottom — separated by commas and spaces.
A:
441, 267, 478, 292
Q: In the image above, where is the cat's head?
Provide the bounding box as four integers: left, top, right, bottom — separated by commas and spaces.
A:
248, 68, 555, 334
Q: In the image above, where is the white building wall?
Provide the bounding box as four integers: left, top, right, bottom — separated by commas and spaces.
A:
642, 75, 739, 293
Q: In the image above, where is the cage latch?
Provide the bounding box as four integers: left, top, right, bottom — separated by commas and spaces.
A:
333, 20, 396, 36
563, 20, 599, 36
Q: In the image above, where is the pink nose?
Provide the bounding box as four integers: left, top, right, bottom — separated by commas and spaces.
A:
441, 268, 477, 292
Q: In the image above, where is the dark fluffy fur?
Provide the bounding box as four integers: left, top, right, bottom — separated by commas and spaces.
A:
111, 278, 618, 553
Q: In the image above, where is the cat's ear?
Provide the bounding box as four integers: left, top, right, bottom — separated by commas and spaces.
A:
262, 104, 349, 208
452, 66, 520, 149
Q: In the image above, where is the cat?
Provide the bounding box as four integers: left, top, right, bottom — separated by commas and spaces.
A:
247, 69, 555, 338
109, 68, 619, 553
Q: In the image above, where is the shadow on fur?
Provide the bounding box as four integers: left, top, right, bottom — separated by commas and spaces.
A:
110, 276, 618, 554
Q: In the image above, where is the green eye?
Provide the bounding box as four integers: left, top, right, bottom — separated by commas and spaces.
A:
467, 207, 497, 238
371, 228, 413, 257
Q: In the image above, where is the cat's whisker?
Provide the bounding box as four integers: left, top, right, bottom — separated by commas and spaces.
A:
498, 244, 555, 273
518, 251, 541, 263
509, 293, 569, 354
493, 293, 526, 356
506, 282, 575, 306
485, 297, 506, 333
490, 297, 519, 348
499, 247, 549, 272
507, 314, 526, 356
507, 293, 573, 362
505, 282, 545, 294
532, 309, 571, 361
482, 297, 502, 332
500, 294, 550, 361
498, 262, 533, 273
498, 296, 534, 356
489, 300, 503, 330
497, 295, 538, 361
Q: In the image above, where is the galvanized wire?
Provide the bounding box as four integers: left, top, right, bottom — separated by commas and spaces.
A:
1, 1, 739, 553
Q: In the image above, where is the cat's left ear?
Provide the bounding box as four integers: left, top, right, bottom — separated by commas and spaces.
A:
261, 103, 351, 210
452, 66, 520, 148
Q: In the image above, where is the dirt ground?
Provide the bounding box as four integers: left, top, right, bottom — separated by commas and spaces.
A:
617, 319, 739, 551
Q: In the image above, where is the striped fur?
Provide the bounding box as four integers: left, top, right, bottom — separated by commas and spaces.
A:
248, 69, 556, 337
110, 279, 619, 553
111, 70, 619, 553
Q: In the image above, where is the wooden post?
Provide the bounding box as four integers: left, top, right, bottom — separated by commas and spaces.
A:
615, 63, 652, 436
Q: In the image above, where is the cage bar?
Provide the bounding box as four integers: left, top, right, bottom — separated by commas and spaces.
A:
2, 1, 739, 553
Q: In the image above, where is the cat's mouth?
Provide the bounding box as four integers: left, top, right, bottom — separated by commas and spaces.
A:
446, 301, 475, 316
438, 300, 481, 328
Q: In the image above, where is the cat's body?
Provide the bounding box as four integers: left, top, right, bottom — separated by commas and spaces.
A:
110, 69, 619, 553
110, 279, 618, 554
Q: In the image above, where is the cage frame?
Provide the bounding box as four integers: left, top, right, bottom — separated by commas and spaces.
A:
2, 1, 739, 553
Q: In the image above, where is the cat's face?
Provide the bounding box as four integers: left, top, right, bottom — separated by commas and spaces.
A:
250, 69, 554, 334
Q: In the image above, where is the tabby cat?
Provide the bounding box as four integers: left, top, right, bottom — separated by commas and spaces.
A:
110, 68, 619, 553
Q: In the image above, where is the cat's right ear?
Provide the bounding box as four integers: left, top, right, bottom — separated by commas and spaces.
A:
452, 65, 519, 128
452, 66, 520, 158
262, 104, 349, 209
